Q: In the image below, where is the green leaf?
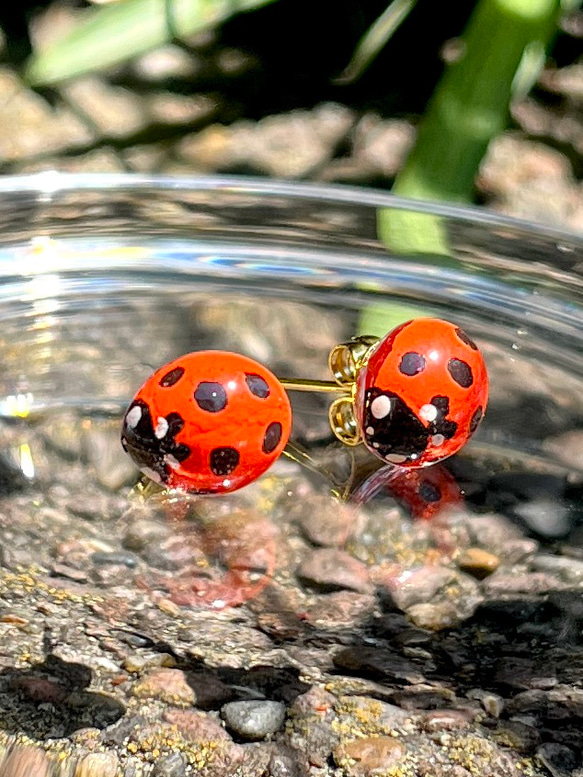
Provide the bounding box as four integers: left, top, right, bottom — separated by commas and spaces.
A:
334, 0, 418, 85
26, 0, 277, 86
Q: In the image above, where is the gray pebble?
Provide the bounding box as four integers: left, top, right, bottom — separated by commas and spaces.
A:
221, 700, 286, 740
151, 752, 189, 776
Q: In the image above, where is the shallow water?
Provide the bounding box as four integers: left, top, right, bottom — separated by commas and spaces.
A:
0, 176, 583, 773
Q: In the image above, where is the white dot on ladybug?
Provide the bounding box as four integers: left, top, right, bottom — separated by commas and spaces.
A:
370, 395, 392, 419
222, 479, 231, 487
387, 453, 407, 464
420, 403, 438, 423
125, 405, 142, 429
141, 466, 161, 483
155, 416, 169, 439
366, 426, 375, 436
432, 434, 445, 446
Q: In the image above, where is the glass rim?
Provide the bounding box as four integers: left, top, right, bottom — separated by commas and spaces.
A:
0, 171, 581, 246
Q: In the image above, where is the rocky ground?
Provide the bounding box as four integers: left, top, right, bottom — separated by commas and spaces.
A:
0, 2, 581, 776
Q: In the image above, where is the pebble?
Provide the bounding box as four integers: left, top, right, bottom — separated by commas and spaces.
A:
296, 549, 371, 593
304, 591, 376, 628
531, 553, 583, 582
75, 753, 119, 777
122, 519, 171, 551
372, 564, 454, 610
421, 708, 474, 732
294, 496, 362, 546
151, 752, 189, 777
333, 736, 406, 776
457, 547, 500, 578
468, 689, 505, 718
221, 700, 286, 740
162, 709, 231, 742
482, 571, 568, 595
122, 652, 176, 673
132, 668, 195, 706
91, 551, 138, 568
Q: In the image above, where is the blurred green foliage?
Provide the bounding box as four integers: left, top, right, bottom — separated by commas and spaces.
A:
23, 0, 581, 218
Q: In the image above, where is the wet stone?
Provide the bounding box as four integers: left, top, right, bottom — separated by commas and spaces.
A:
294, 495, 362, 546
221, 700, 286, 740
122, 518, 172, 551
296, 548, 371, 593
333, 735, 406, 777
304, 591, 376, 628
372, 564, 455, 610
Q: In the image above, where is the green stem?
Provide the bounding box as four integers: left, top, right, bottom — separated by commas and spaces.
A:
392, 0, 562, 204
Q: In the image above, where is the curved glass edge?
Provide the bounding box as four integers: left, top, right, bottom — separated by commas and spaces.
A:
0, 171, 580, 246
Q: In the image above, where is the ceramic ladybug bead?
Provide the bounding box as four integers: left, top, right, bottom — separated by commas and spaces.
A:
355, 318, 488, 467
121, 351, 292, 494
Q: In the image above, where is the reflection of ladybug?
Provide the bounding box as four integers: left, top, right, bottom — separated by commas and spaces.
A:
356, 319, 488, 467
121, 352, 292, 494
352, 463, 463, 521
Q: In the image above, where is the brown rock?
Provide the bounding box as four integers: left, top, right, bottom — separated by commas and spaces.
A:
457, 547, 500, 579
421, 709, 474, 732
295, 496, 363, 546
334, 736, 405, 776
297, 549, 371, 593
305, 591, 376, 628
163, 709, 231, 743
132, 668, 195, 706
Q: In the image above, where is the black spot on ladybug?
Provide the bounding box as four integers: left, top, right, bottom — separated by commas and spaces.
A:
194, 382, 227, 412
455, 327, 478, 350
165, 412, 185, 437
246, 373, 270, 399
435, 419, 457, 440
399, 352, 426, 376
173, 443, 191, 462
210, 447, 240, 476
470, 406, 483, 433
263, 422, 282, 454
447, 358, 473, 388
363, 387, 429, 460
418, 482, 442, 503
159, 366, 185, 387
430, 395, 450, 415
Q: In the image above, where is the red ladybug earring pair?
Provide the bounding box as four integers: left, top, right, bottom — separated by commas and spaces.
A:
121, 318, 489, 495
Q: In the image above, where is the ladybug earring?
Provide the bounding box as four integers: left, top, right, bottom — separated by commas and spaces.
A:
121, 351, 292, 495
282, 318, 488, 469
121, 318, 488, 495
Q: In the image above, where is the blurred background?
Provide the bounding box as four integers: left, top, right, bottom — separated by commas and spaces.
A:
0, 0, 581, 230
